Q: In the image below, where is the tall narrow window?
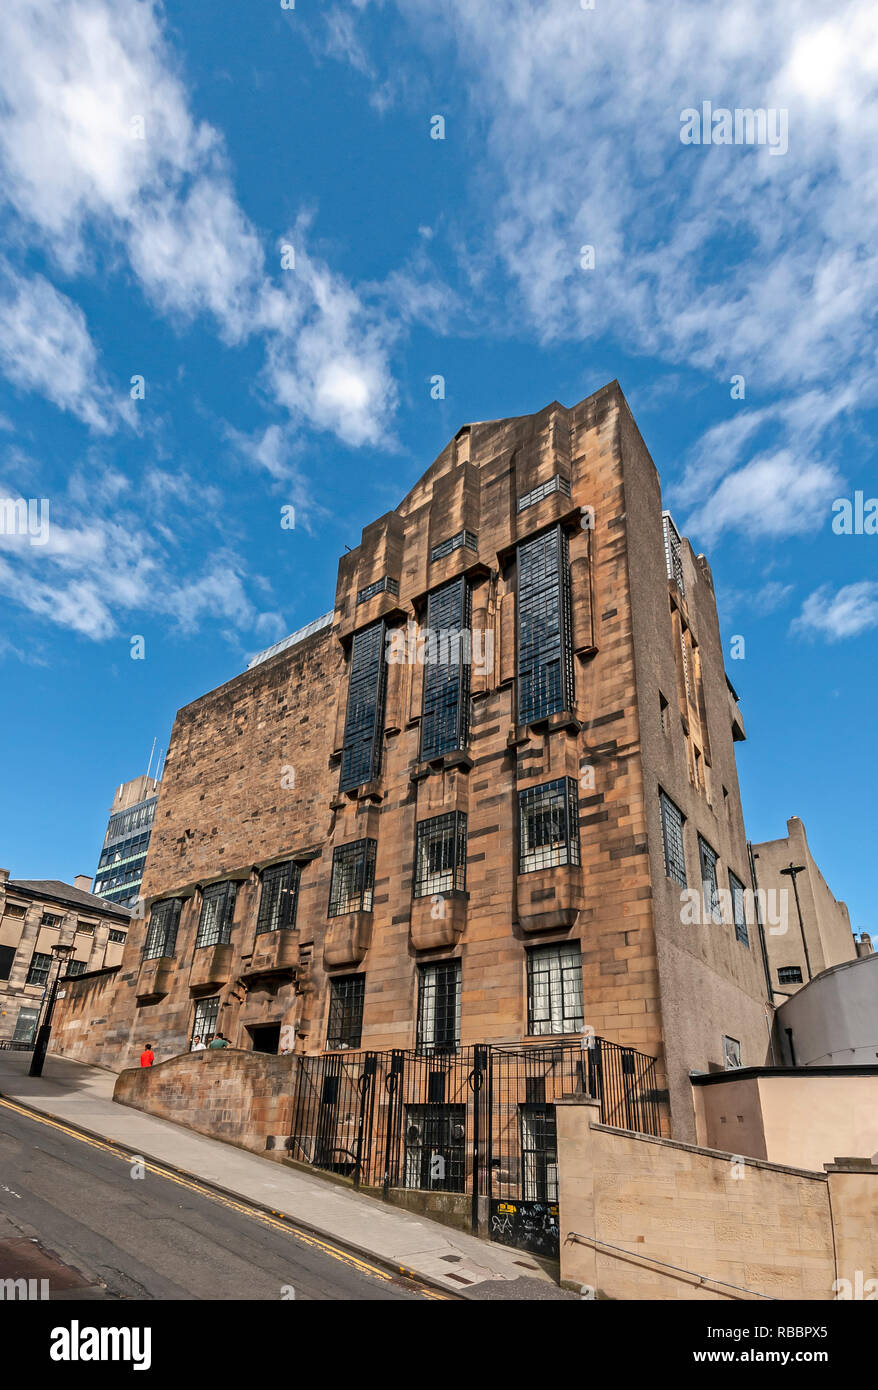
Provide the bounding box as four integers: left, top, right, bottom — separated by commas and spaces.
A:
659, 791, 687, 887
722, 1035, 742, 1070
517, 525, 574, 725
143, 898, 182, 959
340, 620, 388, 791
417, 960, 461, 1052
526, 943, 584, 1036
326, 974, 365, 1049
662, 512, 685, 595
328, 839, 377, 916
728, 870, 749, 947
420, 576, 472, 761
195, 881, 238, 948
698, 836, 721, 923
518, 778, 580, 874
414, 812, 467, 898
257, 860, 300, 934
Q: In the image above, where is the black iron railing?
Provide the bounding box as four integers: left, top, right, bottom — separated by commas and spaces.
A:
287, 1038, 665, 1208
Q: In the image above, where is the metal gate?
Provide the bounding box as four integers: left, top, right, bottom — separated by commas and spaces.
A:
287, 1038, 664, 1256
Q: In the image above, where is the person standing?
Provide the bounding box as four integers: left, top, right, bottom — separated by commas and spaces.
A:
140, 1043, 155, 1067
191, 1035, 206, 1052
208, 1032, 230, 1049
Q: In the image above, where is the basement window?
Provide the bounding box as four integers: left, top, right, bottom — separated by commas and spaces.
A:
326, 974, 365, 1050
416, 960, 461, 1053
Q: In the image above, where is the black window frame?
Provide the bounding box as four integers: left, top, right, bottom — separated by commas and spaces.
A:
195, 880, 238, 949
526, 942, 585, 1037
340, 620, 388, 791
429, 530, 478, 564
416, 959, 462, 1053
326, 973, 365, 1050
26, 951, 52, 987
192, 995, 220, 1042
698, 835, 722, 923
778, 965, 803, 985
328, 839, 377, 917
728, 870, 750, 947
518, 777, 580, 874
419, 575, 472, 761
143, 897, 183, 959
659, 790, 687, 887
414, 812, 468, 899
516, 524, 575, 726
256, 860, 301, 934
108, 929, 126, 944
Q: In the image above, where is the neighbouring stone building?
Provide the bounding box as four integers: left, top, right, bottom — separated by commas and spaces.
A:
53, 381, 774, 1142
752, 815, 862, 999
0, 869, 131, 1044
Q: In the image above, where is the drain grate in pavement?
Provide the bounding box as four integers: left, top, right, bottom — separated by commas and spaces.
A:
443, 1272, 475, 1284
439, 1255, 462, 1262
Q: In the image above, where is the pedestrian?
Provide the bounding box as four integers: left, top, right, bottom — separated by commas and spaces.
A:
140, 1043, 155, 1067
191, 1035, 206, 1052
208, 1031, 230, 1049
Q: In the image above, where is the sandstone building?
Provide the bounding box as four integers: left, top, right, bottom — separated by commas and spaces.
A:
0, 869, 131, 1044
54, 381, 774, 1142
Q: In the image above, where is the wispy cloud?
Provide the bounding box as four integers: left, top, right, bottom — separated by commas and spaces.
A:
791, 581, 878, 642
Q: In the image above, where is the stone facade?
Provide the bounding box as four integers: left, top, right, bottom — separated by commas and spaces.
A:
753, 815, 858, 998
51, 381, 773, 1141
0, 868, 131, 1044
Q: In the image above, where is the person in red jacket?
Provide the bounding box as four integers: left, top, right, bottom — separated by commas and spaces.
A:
140, 1044, 155, 1067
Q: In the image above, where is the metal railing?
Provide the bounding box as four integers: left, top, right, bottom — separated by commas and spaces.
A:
287, 1038, 666, 1209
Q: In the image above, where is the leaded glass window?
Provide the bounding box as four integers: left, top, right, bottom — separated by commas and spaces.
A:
414, 812, 467, 897
143, 898, 182, 959
328, 839, 377, 916
517, 525, 574, 724
659, 791, 687, 887
195, 881, 238, 948
257, 860, 300, 934
729, 870, 749, 947
420, 576, 471, 761
518, 778, 580, 874
340, 621, 388, 791
527, 943, 584, 1036
417, 960, 461, 1052
698, 836, 721, 923
326, 974, 365, 1049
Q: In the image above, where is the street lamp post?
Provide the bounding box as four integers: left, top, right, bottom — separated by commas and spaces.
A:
779, 862, 811, 984
28, 942, 74, 1078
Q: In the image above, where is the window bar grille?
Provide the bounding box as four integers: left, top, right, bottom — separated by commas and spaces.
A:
518, 777, 580, 874
328, 839, 377, 917
417, 961, 461, 1052
728, 870, 750, 946
517, 525, 574, 725
419, 576, 472, 761
340, 621, 388, 791
195, 881, 238, 948
414, 811, 467, 897
256, 860, 301, 934
143, 898, 183, 959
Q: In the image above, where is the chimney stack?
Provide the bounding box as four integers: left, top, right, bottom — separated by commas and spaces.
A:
74, 874, 93, 893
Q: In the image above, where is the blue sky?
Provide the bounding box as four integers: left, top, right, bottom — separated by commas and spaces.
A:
0, 1, 875, 937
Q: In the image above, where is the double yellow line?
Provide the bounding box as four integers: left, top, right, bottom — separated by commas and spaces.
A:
0, 1095, 447, 1300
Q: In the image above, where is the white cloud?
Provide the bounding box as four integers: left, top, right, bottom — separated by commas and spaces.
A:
0, 0, 399, 444
0, 265, 123, 431
791, 582, 878, 642
685, 449, 841, 545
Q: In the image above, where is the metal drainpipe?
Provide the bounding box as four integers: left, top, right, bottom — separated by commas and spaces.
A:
748, 841, 777, 1066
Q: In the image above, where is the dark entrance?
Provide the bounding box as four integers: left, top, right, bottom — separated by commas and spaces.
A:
248, 1023, 281, 1054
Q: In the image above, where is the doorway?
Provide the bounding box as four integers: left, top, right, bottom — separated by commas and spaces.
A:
248, 1023, 281, 1055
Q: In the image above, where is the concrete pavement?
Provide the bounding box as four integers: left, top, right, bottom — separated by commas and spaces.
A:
0, 1051, 572, 1299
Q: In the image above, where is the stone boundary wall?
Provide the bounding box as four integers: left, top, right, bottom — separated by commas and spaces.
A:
114, 1048, 296, 1156
557, 1099, 877, 1300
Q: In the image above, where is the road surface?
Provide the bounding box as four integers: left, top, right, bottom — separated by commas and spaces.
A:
0, 1097, 435, 1300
